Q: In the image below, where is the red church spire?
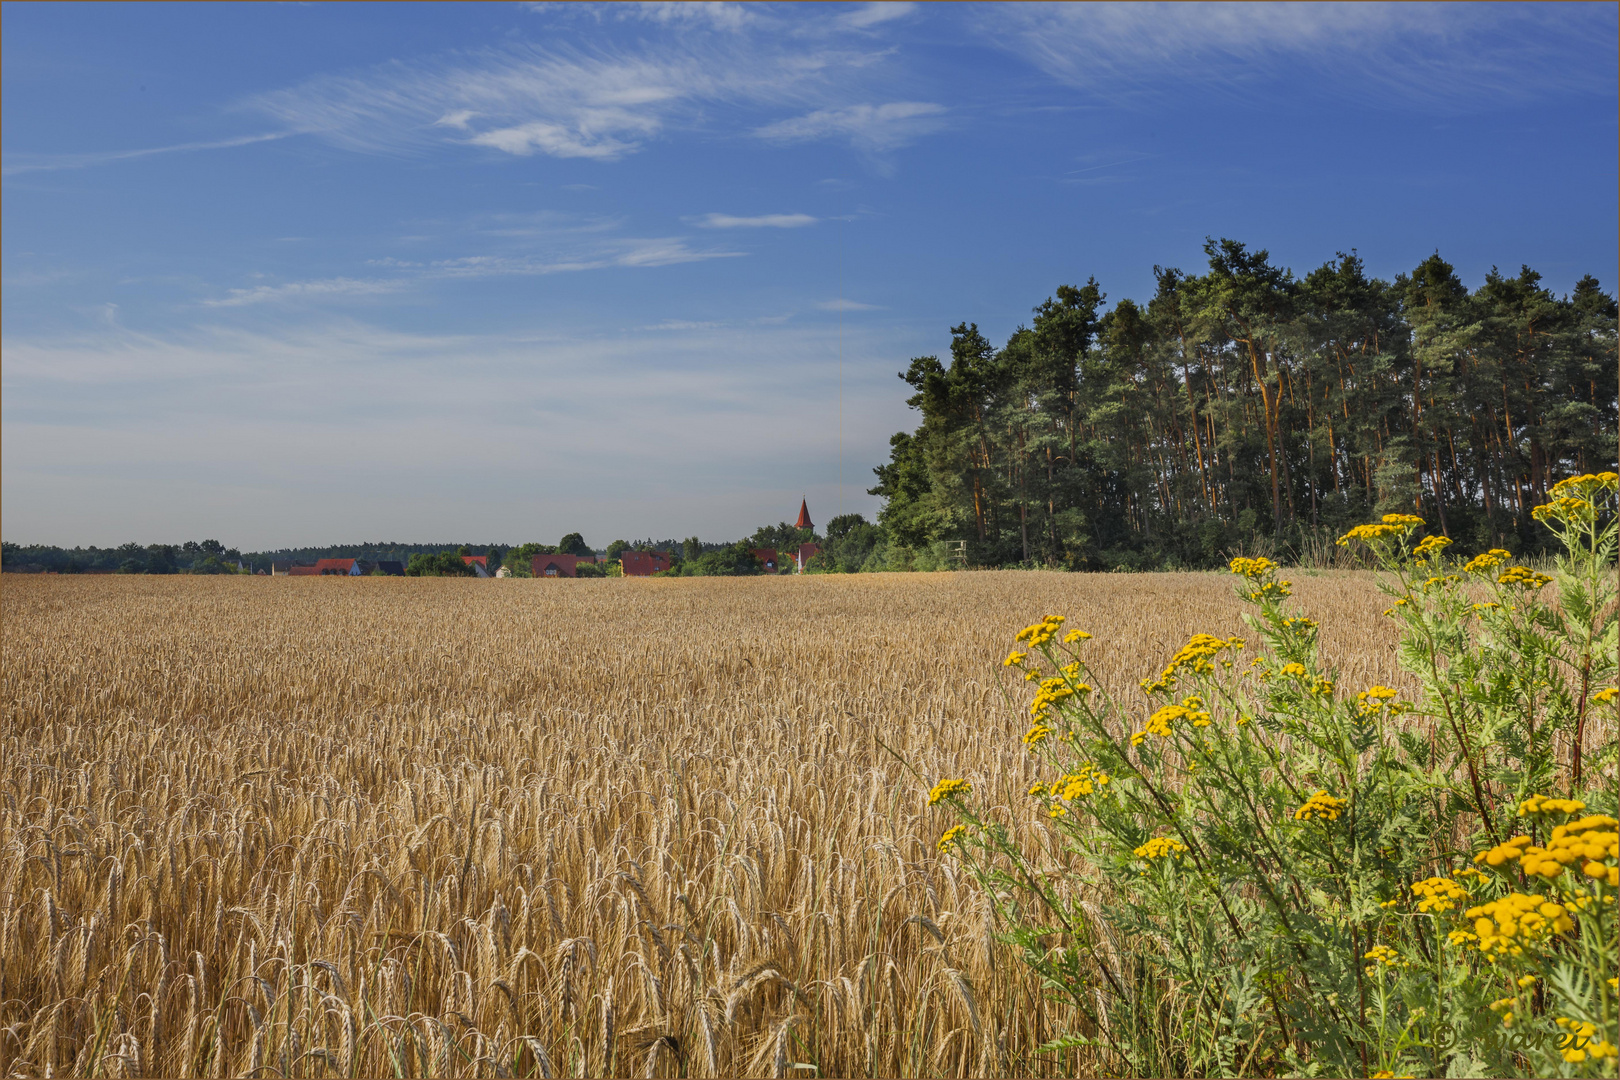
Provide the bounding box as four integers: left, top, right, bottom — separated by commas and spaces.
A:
795, 498, 813, 530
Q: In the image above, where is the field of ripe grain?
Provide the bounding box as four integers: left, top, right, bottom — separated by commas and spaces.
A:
0, 571, 1405, 1078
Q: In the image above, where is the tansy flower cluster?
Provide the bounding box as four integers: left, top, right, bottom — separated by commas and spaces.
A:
1015, 615, 1066, 649
1412, 534, 1452, 559
937, 824, 971, 852
1531, 496, 1595, 523
1556, 1017, 1619, 1063
1550, 471, 1619, 497
1280, 616, 1318, 636
1294, 791, 1348, 821
1053, 764, 1110, 801
1337, 513, 1425, 546
1356, 685, 1411, 718
1362, 944, 1405, 973
1224, 557, 1289, 599
1479, 806, 1620, 884
1131, 696, 1214, 746
1518, 794, 1586, 817
1497, 566, 1552, 589
1228, 556, 1278, 579
1410, 876, 1469, 913
1534, 472, 1620, 528
1023, 722, 1052, 747
1594, 686, 1618, 704
1529, 816, 1619, 884
1003, 650, 1027, 668
927, 778, 971, 806
1133, 836, 1187, 860
1140, 634, 1243, 695
1462, 893, 1574, 959
1463, 548, 1513, 574
1031, 676, 1088, 716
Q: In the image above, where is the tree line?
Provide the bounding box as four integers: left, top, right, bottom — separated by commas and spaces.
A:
870, 239, 1618, 569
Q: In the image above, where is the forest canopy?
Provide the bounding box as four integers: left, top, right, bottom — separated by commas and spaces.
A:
870, 239, 1619, 570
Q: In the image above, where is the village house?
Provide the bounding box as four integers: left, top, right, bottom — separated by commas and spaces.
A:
531, 553, 597, 578
752, 548, 779, 572
620, 550, 671, 576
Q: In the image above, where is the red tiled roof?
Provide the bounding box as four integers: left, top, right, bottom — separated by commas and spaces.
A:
621, 550, 672, 576
532, 554, 588, 578
313, 558, 356, 574
287, 565, 321, 576
752, 548, 778, 571
795, 499, 813, 529
462, 555, 488, 566
797, 543, 821, 570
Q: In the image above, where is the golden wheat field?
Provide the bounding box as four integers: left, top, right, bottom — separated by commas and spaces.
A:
0, 570, 1409, 1078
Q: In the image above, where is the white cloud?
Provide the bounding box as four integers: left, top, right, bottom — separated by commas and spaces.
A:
754, 101, 946, 152
619, 3, 753, 31
247, 36, 920, 164
1, 132, 290, 176
526, 2, 754, 32
839, 3, 917, 30
467, 120, 645, 160
694, 212, 817, 229
203, 277, 405, 307
816, 298, 881, 311
977, 3, 1617, 105
202, 236, 742, 306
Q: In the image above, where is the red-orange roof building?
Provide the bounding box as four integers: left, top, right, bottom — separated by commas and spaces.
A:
313, 558, 357, 575
797, 543, 822, 572
795, 499, 813, 529
621, 550, 672, 576
531, 554, 596, 578
752, 548, 779, 572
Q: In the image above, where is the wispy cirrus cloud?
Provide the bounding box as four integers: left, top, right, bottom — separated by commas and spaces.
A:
977, 2, 1617, 106
1, 132, 290, 177
754, 101, 946, 152
246, 28, 941, 164
839, 3, 918, 31
815, 298, 881, 311
524, 2, 755, 32
202, 235, 741, 306
694, 212, 817, 229
203, 276, 405, 308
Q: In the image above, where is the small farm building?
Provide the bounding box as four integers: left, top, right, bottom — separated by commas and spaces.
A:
532, 554, 597, 578
621, 550, 672, 576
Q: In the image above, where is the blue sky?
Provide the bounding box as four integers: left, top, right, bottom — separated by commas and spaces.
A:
4, 2, 1616, 550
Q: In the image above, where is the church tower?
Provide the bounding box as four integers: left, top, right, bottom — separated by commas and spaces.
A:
794, 499, 820, 573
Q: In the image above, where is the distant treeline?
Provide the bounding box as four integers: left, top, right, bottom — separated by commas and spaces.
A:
870, 240, 1618, 569
2, 540, 250, 575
